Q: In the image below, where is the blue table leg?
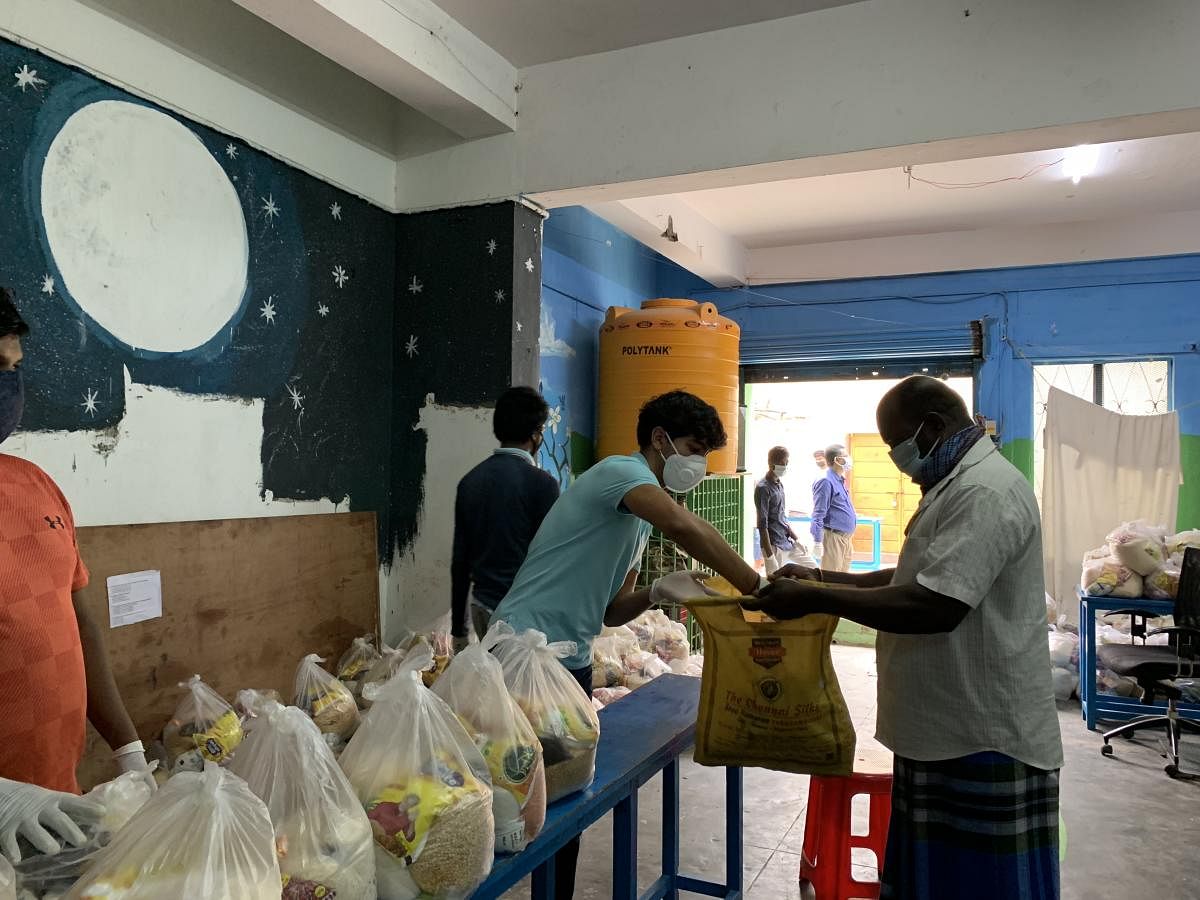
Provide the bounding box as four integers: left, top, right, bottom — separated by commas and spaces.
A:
1083, 598, 1098, 731
531, 857, 555, 900
662, 759, 680, 900
614, 789, 639, 900
726, 767, 744, 897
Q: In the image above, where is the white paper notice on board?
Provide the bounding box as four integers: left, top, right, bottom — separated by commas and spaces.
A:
106, 570, 163, 628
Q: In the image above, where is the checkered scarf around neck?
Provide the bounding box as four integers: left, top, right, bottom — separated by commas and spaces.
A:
916, 424, 986, 492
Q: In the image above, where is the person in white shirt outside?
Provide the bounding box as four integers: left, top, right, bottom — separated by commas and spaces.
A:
754, 446, 816, 575
750, 376, 1063, 900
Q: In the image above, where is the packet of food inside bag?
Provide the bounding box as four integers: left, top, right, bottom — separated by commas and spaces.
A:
337, 635, 382, 699
294, 652, 361, 745
339, 642, 494, 899
433, 626, 546, 855
163, 674, 244, 774
685, 577, 855, 777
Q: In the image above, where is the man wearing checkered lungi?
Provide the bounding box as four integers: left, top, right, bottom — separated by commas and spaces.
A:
750, 376, 1063, 899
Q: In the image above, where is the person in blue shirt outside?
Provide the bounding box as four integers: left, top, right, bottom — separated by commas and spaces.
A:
450, 386, 561, 653
491, 390, 763, 900
810, 443, 858, 571
755, 446, 816, 575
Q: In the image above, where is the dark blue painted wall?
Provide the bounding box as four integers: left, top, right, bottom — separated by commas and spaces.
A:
538, 206, 711, 484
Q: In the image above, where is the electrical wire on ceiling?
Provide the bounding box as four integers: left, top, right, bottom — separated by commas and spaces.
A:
903, 158, 1065, 190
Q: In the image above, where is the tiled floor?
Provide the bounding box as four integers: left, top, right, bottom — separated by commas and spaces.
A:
505, 644, 1200, 899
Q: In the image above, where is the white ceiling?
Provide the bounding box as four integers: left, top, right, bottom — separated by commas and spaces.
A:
431, 0, 861, 67
679, 133, 1200, 249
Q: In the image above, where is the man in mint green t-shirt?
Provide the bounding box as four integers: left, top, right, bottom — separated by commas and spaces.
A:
491, 390, 762, 899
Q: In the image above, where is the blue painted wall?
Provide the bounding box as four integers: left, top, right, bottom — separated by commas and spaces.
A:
538, 207, 711, 485
691, 255, 1200, 527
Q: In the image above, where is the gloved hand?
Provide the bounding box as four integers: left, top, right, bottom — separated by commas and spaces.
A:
650, 570, 721, 605
113, 741, 157, 794
452, 634, 470, 656
0, 777, 104, 863
812, 541, 824, 563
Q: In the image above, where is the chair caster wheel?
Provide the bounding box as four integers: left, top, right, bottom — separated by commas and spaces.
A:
1101, 744, 1114, 757
1166, 764, 1179, 779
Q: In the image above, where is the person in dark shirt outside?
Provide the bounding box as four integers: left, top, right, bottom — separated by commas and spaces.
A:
810, 442, 858, 571
450, 386, 560, 652
754, 446, 815, 575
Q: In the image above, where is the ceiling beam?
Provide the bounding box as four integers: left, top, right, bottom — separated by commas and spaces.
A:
587, 198, 748, 288
231, 0, 516, 139
744, 210, 1200, 284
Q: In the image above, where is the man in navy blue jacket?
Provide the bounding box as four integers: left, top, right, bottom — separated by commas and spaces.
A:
451, 386, 560, 651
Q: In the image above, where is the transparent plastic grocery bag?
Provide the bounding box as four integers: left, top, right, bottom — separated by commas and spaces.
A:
235, 688, 282, 736
339, 643, 494, 899
358, 642, 412, 711
229, 700, 376, 900
294, 652, 361, 747
13, 768, 155, 896
338, 635, 382, 699
61, 763, 280, 900
433, 627, 546, 854
0, 857, 12, 900
162, 674, 244, 774
491, 623, 600, 803
685, 578, 855, 777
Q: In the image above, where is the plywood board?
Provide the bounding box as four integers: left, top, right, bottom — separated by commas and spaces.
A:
74, 512, 378, 788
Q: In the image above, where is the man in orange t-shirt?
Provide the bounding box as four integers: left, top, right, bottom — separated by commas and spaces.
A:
0, 288, 151, 863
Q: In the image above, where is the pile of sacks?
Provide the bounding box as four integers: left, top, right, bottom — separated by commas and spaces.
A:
1046, 594, 1081, 702
1081, 521, 1200, 600
590, 609, 703, 710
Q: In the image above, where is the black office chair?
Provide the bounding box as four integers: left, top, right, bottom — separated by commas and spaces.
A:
1097, 546, 1200, 780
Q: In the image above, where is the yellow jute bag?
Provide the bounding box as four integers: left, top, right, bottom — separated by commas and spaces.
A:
685, 578, 855, 776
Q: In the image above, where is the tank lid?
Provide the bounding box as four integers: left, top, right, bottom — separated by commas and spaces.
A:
641, 298, 699, 309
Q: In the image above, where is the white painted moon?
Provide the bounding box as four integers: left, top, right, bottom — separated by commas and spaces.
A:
41, 100, 248, 353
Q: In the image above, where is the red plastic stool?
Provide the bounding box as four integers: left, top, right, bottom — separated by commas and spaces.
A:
799, 772, 893, 900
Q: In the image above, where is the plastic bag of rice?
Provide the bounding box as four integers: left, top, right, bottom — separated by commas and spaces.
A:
491, 623, 600, 803
684, 577, 855, 777
339, 642, 494, 899
433, 625, 547, 854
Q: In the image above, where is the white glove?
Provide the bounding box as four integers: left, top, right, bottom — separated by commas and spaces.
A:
113, 741, 158, 794
650, 570, 721, 605
812, 541, 824, 562
0, 777, 104, 863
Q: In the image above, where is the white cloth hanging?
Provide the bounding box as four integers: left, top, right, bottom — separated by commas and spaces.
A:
1041, 387, 1181, 623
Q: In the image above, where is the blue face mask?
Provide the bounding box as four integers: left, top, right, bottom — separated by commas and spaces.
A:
0, 369, 24, 445
888, 420, 938, 477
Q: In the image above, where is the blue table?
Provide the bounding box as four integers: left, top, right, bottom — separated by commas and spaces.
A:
1078, 590, 1200, 731
783, 515, 883, 572
472, 675, 744, 900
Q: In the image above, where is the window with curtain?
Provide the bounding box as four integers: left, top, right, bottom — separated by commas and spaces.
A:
1033, 360, 1171, 503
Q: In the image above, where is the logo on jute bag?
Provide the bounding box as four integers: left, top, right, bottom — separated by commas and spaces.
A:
750, 637, 786, 669
757, 677, 784, 702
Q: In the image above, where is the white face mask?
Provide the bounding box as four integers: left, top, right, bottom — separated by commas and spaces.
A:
772, 464, 788, 477
660, 433, 708, 494
835, 454, 853, 472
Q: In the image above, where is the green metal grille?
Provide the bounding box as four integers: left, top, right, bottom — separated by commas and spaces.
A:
637, 474, 746, 651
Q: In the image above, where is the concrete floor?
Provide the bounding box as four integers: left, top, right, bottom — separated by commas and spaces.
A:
504, 644, 1200, 899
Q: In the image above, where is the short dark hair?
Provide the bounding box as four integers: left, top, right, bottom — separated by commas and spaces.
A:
0, 288, 29, 338
636, 390, 727, 451
768, 446, 789, 465
824, 444, 847, 466
494, 386, 549, 443
881, 376, 971, 429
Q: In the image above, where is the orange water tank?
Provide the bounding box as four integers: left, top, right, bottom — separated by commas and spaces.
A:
597, 299, 740, 474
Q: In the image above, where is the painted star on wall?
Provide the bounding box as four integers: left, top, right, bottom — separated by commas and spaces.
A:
404, 335, 419, 358
332, 265, 349, 288
486, 239, 497, 256
81, 389, 99, 417
259, 296, 277, 324
225, 143, 238, 159
524, 257, 535, 273
408, 276, 423, 294
13, 64, 46, 92
516, 321, 523, 332
261, 194, 280, 223
494, 289, 506, 304
40, 274, 55, 296
286, 383, 305, 411
317, 303, 330, 317
330, 202, 342, 221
